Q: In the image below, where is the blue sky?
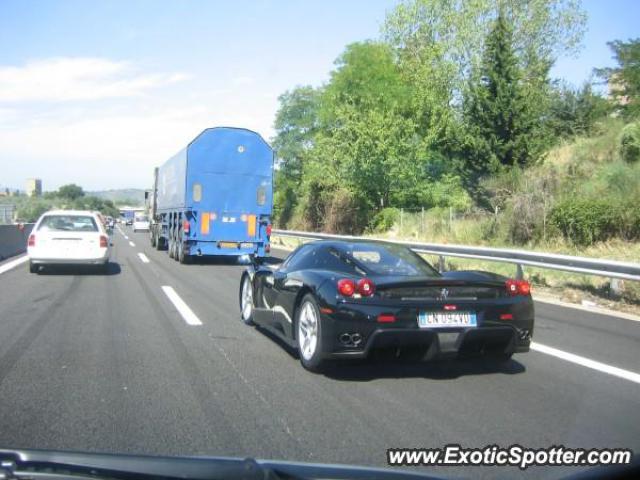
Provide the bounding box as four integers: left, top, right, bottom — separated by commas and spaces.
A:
0, 0, 638, 191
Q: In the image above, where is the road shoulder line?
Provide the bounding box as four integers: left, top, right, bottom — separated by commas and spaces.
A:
531, 342, 640, 385
0, 255, 29, 275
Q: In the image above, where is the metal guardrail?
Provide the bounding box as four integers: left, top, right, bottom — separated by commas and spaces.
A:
272, 229, 640, 282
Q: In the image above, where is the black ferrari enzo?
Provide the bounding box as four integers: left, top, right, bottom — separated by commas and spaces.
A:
239, 240, 534, 372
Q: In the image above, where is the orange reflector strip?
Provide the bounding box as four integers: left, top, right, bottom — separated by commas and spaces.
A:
201, 213, 210, 235
247, 214, 256, 237
320, 307, 333, 314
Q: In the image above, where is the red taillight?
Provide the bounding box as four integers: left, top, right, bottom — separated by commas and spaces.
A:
266, 224, 272, 237
182, 219, 190, 233
99, 235, 108, 248
337, 278, 356, 297
356, 278, 375, 296
377, 314, 396, 323
28, 234, 35, 247
506, 279, 531, 296
443, 304, 457, 311
500, 313, 514, 320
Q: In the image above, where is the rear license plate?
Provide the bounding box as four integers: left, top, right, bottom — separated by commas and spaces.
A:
418, 311, 477, 328
220, 242, 238, 248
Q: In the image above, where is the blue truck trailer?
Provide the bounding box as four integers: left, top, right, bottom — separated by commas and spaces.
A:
148, 127, 274, 263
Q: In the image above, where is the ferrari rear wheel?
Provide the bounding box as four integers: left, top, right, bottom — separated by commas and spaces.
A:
239, 274, 255, 325
297, 294, 325, 372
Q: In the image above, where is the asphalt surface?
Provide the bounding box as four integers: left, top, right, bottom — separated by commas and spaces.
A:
0, 227, 638, 479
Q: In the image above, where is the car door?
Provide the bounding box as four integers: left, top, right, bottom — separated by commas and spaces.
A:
269, 245, 319, 338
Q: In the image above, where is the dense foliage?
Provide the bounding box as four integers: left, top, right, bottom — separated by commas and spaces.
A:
271, 0, 637, 247
0, 184, 120, 222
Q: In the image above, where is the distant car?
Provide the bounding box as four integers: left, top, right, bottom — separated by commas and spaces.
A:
27, 210, 111, 273
133, 215, 150, 232
125, 218, 133, 226
239, 240, 534, 372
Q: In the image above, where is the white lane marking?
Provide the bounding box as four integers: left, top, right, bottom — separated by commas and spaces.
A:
0, 255, 29, 275
531, 342, 640, 385
137, 253, 150, 263
161, 286, 203, 326
129, 241, 135, 247
124, 235, 129, 240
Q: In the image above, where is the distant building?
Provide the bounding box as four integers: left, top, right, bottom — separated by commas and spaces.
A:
25, 178, 42, 197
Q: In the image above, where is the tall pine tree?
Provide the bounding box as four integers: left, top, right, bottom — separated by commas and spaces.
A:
464, 11, 537, 176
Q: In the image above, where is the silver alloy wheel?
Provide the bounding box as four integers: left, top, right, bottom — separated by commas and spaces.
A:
241, 276, 253, 321
298, 301, 318, 361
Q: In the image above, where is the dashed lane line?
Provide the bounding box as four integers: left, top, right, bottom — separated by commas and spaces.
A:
161, 286, 203, 326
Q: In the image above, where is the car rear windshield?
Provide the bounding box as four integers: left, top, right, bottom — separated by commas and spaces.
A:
37, 215, 99, 232
344, 243, 440, 277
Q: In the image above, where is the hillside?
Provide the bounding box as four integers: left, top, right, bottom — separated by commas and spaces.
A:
88, 189, 146, 206
370, 117, 640, 309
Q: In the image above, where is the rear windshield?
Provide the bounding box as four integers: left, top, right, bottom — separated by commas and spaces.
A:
37, 215, 99, 232
343, 243, 439, 277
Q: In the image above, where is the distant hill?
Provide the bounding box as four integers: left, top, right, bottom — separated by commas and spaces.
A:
88, 188, 146, 206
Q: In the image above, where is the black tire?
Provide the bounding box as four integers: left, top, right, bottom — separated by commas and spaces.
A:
178, 243, 191, 264
168, 235, 175, 259
239, 274, 255, 325
296, 294, 325, 372
29, 261, 38, 274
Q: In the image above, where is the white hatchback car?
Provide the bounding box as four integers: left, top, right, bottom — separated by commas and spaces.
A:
133, 215, 150, 232
28, 210, 111, 273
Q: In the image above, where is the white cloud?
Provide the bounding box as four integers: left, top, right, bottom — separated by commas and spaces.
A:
233, 75, 255, 86
0, 56, 280, 191
0, 57, 189, 103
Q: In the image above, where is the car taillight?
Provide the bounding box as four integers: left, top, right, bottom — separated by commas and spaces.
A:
182, 219, 190, 233
377, 314, 396, 323
28, 234, 35, 247
99, 235, 108, 248
337, 278, 356, 297
356, 278, 375, 296
506, 279, 531, 296
266, 224, 272, 237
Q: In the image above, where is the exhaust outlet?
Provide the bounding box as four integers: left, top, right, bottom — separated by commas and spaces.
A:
339, 333, 364, 347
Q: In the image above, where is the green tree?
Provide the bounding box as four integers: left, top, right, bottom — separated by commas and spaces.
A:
57, 184, 85, 200
272, 86, 321, 181
464, 12, 537, 175
383, 0, 586, 90
548, 81, 611, 138
595, 38, 640, 118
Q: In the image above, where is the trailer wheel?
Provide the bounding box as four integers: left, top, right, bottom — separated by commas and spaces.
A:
178, 241, 190, 264
168, 236, 175, 259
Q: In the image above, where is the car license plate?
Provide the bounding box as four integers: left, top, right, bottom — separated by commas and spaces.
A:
418, 311, 477, 328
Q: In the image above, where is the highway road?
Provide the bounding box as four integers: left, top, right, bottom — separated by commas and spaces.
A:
0, 227, 638, 479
